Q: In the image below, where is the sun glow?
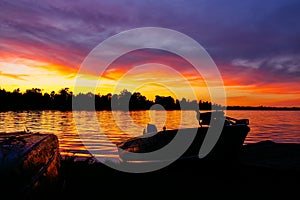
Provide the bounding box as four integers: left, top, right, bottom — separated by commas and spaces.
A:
0, 59, 75, 93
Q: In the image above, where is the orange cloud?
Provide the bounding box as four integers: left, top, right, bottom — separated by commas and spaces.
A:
0, 71, 28, 80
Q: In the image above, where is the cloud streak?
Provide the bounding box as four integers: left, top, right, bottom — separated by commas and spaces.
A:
0, 71, 27, 80
231, 55, 300, 82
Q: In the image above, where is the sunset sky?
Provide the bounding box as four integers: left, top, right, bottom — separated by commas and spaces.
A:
0, 0, 299, 106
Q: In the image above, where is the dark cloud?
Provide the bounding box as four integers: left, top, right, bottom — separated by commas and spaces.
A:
232, 55, 300, 82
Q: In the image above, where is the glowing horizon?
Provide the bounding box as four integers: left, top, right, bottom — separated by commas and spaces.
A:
1, 52, 300, 107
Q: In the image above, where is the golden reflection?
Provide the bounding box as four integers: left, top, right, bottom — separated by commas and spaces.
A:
1, 110, 300, 160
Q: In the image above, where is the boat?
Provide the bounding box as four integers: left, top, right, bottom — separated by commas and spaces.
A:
0, 131, 61, 197
117, 111, 250, 162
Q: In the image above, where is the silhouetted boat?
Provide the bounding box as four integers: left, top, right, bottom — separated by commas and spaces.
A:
117, 111, 250, 162
0, 131, 61, 196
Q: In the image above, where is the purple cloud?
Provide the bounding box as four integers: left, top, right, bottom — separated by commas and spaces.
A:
0, 0, 299, 83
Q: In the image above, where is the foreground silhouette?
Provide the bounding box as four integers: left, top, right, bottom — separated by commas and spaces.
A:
58, 141, 300, 199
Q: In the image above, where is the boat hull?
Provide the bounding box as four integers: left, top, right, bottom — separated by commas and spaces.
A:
0, 132, 61, 196
117, 125, 250, 162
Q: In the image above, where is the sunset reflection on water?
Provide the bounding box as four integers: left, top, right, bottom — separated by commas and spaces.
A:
0, 110, 299, 161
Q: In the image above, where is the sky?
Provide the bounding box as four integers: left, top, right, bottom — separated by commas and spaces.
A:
0, 0, 300, 106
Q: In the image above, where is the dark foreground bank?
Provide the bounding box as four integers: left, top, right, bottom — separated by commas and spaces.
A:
54, 141, 300, 199
58, 143, 300, 199
2, 140, 300, 199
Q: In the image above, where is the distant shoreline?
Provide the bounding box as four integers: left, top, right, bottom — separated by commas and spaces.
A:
0, 107, 300, 112
1, 88, 299, 111
226, 106, 300, 111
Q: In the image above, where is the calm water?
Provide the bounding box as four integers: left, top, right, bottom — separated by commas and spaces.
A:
0, 110, 299, 161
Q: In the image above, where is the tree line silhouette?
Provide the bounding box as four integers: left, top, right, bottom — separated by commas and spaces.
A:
0, 88, 224, 111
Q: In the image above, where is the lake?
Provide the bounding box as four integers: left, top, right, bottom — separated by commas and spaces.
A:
1, 110, 299, 162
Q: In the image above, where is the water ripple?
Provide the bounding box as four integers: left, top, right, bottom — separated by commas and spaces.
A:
1, 110, 299, 159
